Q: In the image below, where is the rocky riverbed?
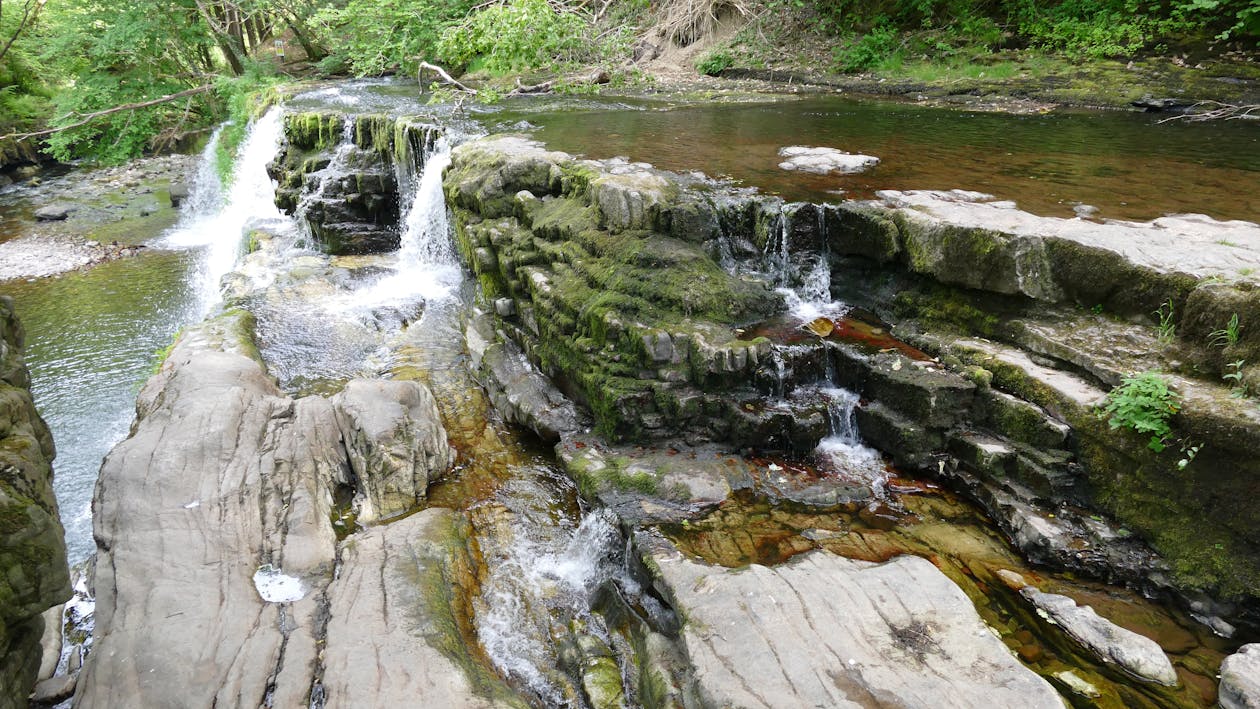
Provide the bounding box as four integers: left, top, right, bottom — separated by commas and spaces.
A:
8, 88, 1260, 708
0, 155, 192, 281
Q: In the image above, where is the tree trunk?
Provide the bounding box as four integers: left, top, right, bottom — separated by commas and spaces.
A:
283, 12, 326, 60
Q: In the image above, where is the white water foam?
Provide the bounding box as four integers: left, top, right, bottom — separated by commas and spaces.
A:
326, 135, 463, 316
161, 107, 288, 319
253, 565, 306, 603
476, 506, 626, 705
815, 387, 888, 492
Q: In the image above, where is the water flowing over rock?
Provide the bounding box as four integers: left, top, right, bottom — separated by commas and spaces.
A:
643, 537, 1064, 708
0, 297, 70, 709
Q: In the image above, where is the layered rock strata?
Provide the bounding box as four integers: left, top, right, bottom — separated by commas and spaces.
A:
74, 310, 506, 707
0, 297, 70, 709
442, 133, 1260, 627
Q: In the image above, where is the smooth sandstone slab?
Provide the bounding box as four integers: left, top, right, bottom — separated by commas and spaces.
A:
320, 508, 518, 708
649, 545, 1065, 708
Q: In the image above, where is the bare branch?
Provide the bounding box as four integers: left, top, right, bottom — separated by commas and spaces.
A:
0, 84, 216, 144
1158, 100, 1260, 123
0, 0, 44, 67
418, 61, 477, 94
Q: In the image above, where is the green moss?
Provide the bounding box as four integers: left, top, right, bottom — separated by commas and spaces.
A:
353, 114, 396, 154
570, 454, 660, 498
283, 112, 345, 150
893, 286, 1002, 337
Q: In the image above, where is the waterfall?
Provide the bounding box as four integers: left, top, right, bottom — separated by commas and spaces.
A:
815, 387, 887, 492
161, 107, 286, 319
475, 503, 629, 706
293, 116, 356, 247
772, 205, 842, 321
398, 135, 457, 269
337, 134, 463, 311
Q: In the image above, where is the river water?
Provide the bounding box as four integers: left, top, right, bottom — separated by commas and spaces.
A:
1, 80, 1256, 707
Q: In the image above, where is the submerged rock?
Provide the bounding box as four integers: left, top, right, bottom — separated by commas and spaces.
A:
1220, 643, 1260, 709
1019, 587, 1178, 686
33, 204, 72, 221
777, 146, 880, 174
644, 537, 1063, 707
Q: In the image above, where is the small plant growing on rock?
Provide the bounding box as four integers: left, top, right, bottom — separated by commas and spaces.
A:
1209, 312, 1241, 348
1155, 298, 1176, 344
1099, 372, 1181, 453
1224, 359, 1248, 398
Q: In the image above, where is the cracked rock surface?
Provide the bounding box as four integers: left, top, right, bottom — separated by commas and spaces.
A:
643, 538, 1063, 709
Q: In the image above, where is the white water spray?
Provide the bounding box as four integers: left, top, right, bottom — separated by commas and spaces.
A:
815, 387, 887, 492
332, 136, 463, 313
162, 107, 287, 319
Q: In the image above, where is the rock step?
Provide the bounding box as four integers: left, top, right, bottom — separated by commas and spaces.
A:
642, 537, 1065, 708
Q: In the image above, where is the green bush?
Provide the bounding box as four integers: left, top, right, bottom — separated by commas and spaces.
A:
1099, 372, 1182, 452
435, 0, 590, 74
835, 23, 902, 72
696, 51, 734, 75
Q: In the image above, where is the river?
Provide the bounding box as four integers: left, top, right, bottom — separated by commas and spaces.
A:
1, 80, 1256, 707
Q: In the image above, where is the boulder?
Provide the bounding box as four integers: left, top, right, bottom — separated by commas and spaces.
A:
466, 313, 585, 443
644, 538, 1064, 708
1019, 587, 1178, 686
33, 204, 72, 221
168, 183, 190, 208
1220, 644, 1260, 709
333, 379, 454, 522
778, 146, 880, 175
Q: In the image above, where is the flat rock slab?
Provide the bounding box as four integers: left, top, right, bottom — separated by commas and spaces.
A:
876, 189, 1260, 283
320, 508, 517, 708
1020, 587, 1178, 686
647, 542, 1063, 708
778, 146, 879, 174
33, 204, 72, 221
1220, 643, 1260, 709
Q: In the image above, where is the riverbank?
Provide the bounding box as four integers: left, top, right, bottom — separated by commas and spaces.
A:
0, 155, 192, 282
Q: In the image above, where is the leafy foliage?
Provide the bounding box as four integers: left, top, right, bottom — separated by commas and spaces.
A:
1099, 372, 1182, 452
696, 50, 735, 75
434, 0, 590, 74
311, 0, 475, 76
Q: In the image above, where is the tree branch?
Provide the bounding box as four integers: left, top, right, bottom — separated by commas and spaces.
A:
0, 0, 43, 68
418, 61, 477, 94
1158, 100, 1260, 123
0, 84, 216, 144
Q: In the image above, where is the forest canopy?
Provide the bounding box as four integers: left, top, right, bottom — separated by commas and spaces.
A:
0, 0, 1256, 164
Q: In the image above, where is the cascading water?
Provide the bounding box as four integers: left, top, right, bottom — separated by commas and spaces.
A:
475, 494, 633, 707
161, 107, 288, 319
815, 387, 888, 493
771, 205, 843, 321
329, 133, 464, 316
292, 116, 356, 247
